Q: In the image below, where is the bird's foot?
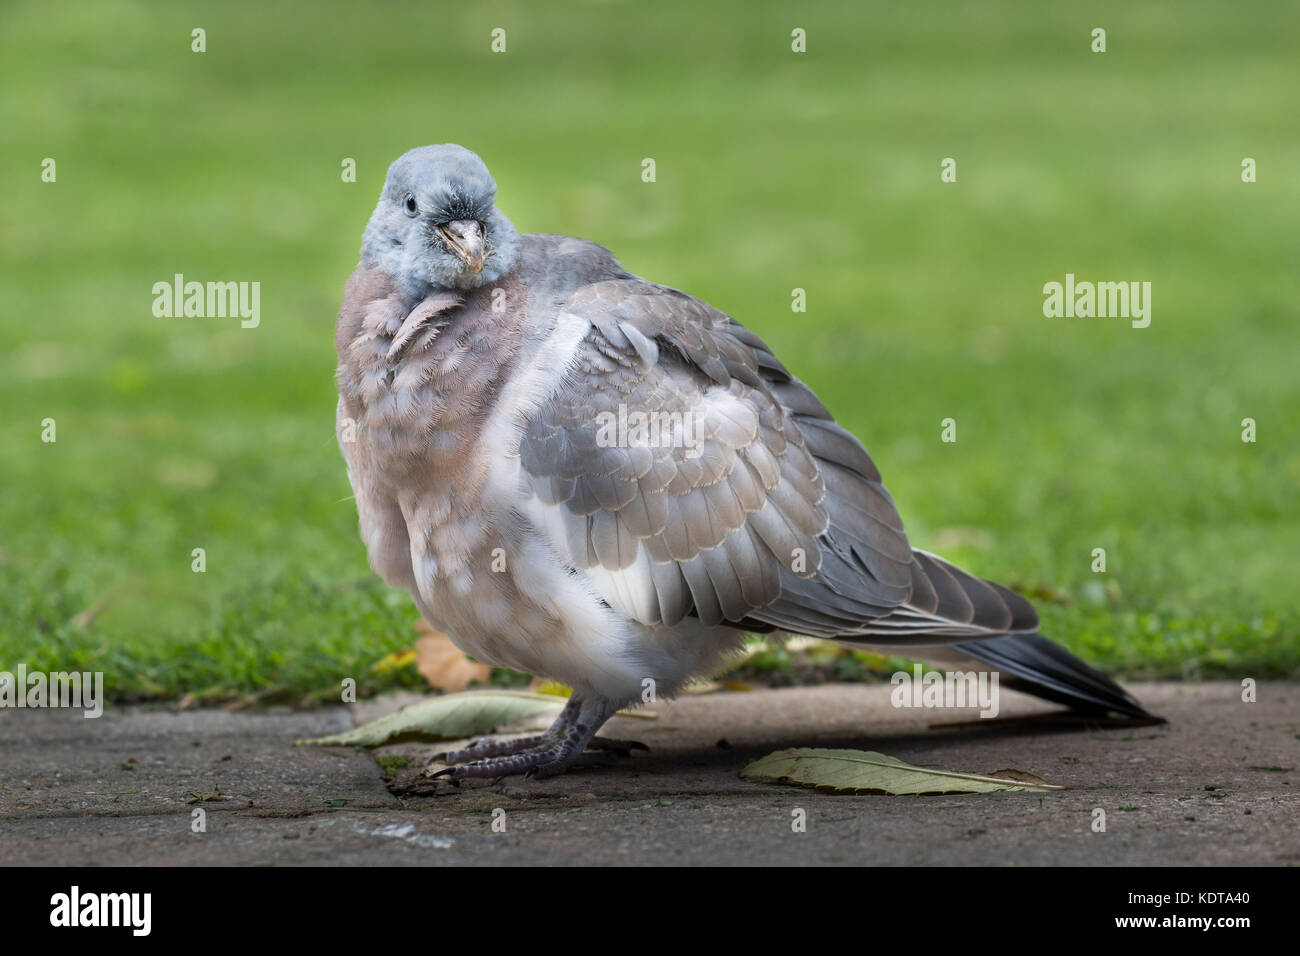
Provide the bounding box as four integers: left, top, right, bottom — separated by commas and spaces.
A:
426, 694, 632, 780
430, 733, 647, 768
429, 734, 549, 766
429, 742, 618, 779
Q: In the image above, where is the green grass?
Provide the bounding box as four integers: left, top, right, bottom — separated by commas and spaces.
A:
2, 1, 1297, 701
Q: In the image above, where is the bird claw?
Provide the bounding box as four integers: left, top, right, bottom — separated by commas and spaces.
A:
422, 696, 626, 779
438, 734, 549, 766
426, 741, 631, 781
524, 750, 617, 778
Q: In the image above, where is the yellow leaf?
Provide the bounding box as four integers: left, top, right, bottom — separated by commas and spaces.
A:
371, 648, 417, 675
528, 678, 573, 697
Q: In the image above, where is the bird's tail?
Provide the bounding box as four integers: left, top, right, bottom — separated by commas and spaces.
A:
843, 549, 1158, 720
949, 632, 1156, 719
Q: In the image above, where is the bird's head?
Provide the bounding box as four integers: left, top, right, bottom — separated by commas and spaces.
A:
361, 144, 519, 298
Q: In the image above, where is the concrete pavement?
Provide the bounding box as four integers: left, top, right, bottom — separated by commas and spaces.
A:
2, 682, 1296, 865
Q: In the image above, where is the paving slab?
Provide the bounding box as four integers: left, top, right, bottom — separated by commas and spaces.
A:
1, 682, 1296, 865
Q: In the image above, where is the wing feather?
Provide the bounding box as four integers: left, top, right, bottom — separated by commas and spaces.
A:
517, 277, 1022, 641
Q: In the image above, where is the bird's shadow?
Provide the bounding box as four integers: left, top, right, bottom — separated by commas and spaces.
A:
389, 710, 1166, 797
638, 710, 1165, 769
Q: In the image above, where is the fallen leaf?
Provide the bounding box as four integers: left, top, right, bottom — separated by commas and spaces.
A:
984, 768, 1058, 787
371, 648, 417, 676
1030, 584, 1073, 606
295, 690, 566, 748
414, 622, 490, 692
740, 748, 1066, 795
683, 680, 722, 694
528, 678, 572, 697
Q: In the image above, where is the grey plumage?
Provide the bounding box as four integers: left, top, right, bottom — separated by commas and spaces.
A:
336, 145, 1153, 778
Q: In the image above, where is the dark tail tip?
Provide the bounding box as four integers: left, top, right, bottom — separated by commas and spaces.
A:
954, 632, 1159, 721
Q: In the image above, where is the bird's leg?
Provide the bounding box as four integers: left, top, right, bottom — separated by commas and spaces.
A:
429, 695, 624, 779
430, 695, 582, 765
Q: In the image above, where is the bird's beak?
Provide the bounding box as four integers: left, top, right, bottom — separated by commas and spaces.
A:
438, 220, 487, 273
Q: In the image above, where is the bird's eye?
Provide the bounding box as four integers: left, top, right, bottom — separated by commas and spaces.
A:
403, 194, 418, 217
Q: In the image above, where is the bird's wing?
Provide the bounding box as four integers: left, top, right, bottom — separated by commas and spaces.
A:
518, 276, 935, 633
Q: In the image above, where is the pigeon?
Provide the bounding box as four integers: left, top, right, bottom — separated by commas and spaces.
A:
335, 144, 1154, 779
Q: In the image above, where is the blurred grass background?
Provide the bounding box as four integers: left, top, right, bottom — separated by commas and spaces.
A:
1, 0, 1297, 702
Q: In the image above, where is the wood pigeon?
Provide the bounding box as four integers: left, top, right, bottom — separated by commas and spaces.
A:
335, 144, 1153, 779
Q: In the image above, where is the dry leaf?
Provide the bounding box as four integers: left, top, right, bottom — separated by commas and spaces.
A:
414, 621, 490, 692
296, 690, 566, 748
985, 768, 1058, 786
740, 748, 1066, 795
